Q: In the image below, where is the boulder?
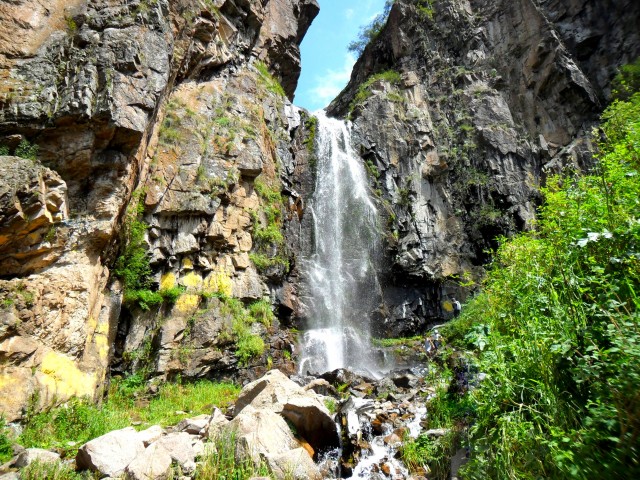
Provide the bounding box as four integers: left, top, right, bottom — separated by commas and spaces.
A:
229, 405, 299, 464
154, 432, 197, 472
137, 425, 164, 447
76, 427, 145, 477
125, 443, 172, 480
266, 448, 321, 480
233, 370, 339, 452
206, 408, 230, 440
176, 415, 209, 435
13, 448, 60, 467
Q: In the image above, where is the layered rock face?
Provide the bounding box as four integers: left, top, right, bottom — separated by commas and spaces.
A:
0, 0, 317, 420
328, 0, 640, 336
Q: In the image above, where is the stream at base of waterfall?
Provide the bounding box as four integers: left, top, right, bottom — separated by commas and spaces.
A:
295, 113, 439, 478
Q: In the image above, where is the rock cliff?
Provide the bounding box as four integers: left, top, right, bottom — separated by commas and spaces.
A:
0, 0, 318, 421
0, 0, 638, 421
327, 0, 640, 336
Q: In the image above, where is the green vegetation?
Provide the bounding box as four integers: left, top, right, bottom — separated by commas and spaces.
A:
256, 61, 286, 98
372, 336, 422, 348
250, 177, 290, 273
416, 0, 435, 20
159, 99, 185, 147
349, 70, 402, 114
0, 418, 13, 463
423, 89, 640, 478
347, 0, 394, 55
113, 191, 163, 311
19, 380, 240, 458
195, 431, 272, 479
612, 57, 640, 101
303, 115, 318, 154
248, 298, 276, 327
20, 460, 88, 480
0, 139, 39, 160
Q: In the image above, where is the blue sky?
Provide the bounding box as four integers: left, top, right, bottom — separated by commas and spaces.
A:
294, 0, 387, 112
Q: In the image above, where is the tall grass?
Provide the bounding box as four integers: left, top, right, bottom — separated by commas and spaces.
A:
439, 91, 640, 478
19, 380, 240, 458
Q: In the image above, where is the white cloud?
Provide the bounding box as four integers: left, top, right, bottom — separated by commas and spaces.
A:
345, 8, 354, 20
308, 53, 356, 110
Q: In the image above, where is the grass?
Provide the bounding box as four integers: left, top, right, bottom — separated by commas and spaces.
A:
256, 61, 286, 98
19, 380, 240, 458
349, 70, 402, 114
195, 431, 272, 479
20, 460, 91, 480
371, 335, 422, 347
420, 88, 640, 478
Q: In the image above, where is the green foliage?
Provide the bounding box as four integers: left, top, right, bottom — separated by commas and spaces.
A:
303, 115, 318, 154
12, 139, 39, 160
248, 299, 276, 327
416, 0, 435, 20
256, 61, 286, 97
402, 430, 457, 478
347, 0, 394, 55
0, 418, 13, 463
0, 145, 9, 155
448, 92, 640, 479
611, 57, 640, 101
349, 70, 402, 113
217, 296, 268, 365
20, 380, 240, 458
195, 431, 272, 479
114, 195, 159, 311
324, 398, 337, 414
371, 336, 422, 347
65, 15, 78, 34
235, 334, 265, 365
159, 285, 186, 304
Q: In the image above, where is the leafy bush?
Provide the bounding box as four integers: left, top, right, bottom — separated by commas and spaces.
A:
611, 56, 640, 101
14, 139, 38, 160
445, 91, 640, 478
248, 299, 275, 327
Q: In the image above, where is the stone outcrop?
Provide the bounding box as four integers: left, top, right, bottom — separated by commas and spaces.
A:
326, 0, 640, 336
0, 0, 317, 420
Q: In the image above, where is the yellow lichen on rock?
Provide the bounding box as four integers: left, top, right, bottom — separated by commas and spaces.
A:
175, 293, 200, 313
203, 269, 233, 297
182, 271, 203, 290
160, 272, 177, 290
38, 351, 97, 400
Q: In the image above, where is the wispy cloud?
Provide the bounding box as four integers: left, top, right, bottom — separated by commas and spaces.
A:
308, 53, 356, 110
345, 8, 354, 20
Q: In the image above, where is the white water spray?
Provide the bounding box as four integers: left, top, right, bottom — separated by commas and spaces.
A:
298, 112, 382, 377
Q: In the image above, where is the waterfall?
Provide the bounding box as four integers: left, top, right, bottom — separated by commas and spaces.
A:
298, 111, 382, 378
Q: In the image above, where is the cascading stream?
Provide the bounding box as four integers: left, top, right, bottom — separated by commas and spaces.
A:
298, 111, 382, 378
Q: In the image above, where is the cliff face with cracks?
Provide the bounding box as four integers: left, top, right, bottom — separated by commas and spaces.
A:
0, 0, 318, 421
328, 0, 640, 336
0, 0, 638, 422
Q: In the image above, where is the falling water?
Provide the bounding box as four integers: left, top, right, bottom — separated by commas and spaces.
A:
298, 112, 382, 378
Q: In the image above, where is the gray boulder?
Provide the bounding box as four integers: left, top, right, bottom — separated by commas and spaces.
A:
76, 427, 145, 477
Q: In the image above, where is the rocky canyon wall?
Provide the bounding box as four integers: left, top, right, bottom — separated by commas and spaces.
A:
327, 0, 640, 336
0, 0, 318, 421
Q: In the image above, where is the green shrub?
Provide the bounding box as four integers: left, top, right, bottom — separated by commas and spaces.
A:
347, 0, 394, 55
235, 334, 265, 365
248, 299, 275, 327
20, 380, 240, 458
611, 56, 640, 101
14, 139, 39, 160
349, 70, 402, 113
451, 91, 640, 478
159, 285, 186, 303
0, 145, 9, 156
0, 417, 13, 463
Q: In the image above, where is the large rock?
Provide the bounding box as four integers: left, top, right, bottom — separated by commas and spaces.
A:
76, 427, 145, 478
124, 442, 172, 480
13, 448, 60, 468
233, 370, 339, 452
229, 405, 300, 463
267, 448, 322, 480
